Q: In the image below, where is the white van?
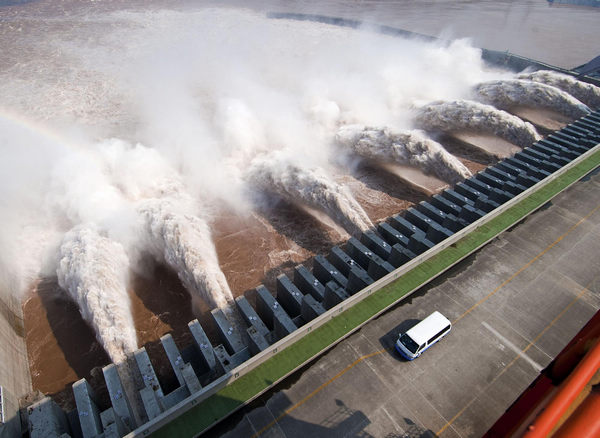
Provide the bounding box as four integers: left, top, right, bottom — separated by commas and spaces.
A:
395, 311, 452, 360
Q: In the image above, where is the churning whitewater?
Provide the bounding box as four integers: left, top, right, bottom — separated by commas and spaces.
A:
335, 125, 471, 184
98, 140, 235, 312
247, 152, 374, 236
518, 70, 600, 109
57, 226, 138, 364
137, 198, 234, 311
414, 100, 541, 148
473, 79, 591, 118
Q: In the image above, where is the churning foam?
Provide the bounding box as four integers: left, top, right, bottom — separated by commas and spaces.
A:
247, 152, 373, 236
335, 124, 471, 184
136, 198, 234, 310
57, 226, 137, 364
98, 139, 235, 311
518, 70, 600, 110
473, 79, 591, 119
414, 99, 541, 148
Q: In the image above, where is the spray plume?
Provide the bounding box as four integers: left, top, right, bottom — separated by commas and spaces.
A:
98, 140, 234, 311
473, 79, 591, 119
335, 125, 471, 184
136, 198, 234, 310
57, 226, 137, 364
246, 152, 373, 236
414, 99, 541, 148
518, 70, 600, 110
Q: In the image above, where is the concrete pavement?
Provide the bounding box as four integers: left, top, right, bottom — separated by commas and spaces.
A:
205, 168, 600, 438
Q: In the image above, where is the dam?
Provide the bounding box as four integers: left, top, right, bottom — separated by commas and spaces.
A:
19, 107, 600, 438
1, 2, 600, 438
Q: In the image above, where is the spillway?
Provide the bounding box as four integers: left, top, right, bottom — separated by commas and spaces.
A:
414, 99, 542, 148
2, 4, 600, 438
335, 125, 471, 184
27, 108, 600, 438
136, 199, 234, 311
473, 79, 591, 119
57, 226, 138, 365
518, 70, 600, 109
246, 152, 374, 236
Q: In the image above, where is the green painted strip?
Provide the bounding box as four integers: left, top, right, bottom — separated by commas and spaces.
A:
149, 148, 600, 438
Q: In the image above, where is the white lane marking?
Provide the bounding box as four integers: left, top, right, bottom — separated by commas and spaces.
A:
481, 322, 543, 372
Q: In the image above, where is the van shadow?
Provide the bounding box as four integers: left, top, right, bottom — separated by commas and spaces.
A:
379, 318, 421, 362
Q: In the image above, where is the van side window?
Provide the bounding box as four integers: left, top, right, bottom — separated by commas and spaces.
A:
427, 324, 451, 345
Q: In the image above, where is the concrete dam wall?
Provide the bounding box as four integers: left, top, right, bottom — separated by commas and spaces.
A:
0, 292, 32, 437
21, 110, 600, 438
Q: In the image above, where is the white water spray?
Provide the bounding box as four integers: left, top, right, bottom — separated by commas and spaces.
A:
414, 99, 541, 148
98, 140, 234, 311
57, 226, 137, 364
518, 70, 600, 110
246, 152, 373, 236
335, 125, 471, 184
473, 79, 591, 119
136, 198, 234, 310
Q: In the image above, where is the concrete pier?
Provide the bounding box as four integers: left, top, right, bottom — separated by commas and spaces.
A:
501, 180, 527, 196
246, 326, 270, 355
313, 255, 348, 288
455, 182, 484, 202
188, 320, 217, 377
160, 334, 186, 387
475, 196, 500, 213
328, 245, 365, 277
102, 364, 136, 432
459, 204, 486, 224
464, 177, 493, 196
211, 309, 246, 355
73, 379, 103, 438
388, 214, 424, 236
255, 286, 297, 340
484, 167, 516, 184
360, 231, 392, 260
440, 188, 474, 207
425, 221, 453, 244
294, 265, 325, 301
28, 397, 70, 438
377, 222, 410, 247
417, 201, 448, 225
301, 295, 325, 322
388, 243, 417, 267
430, 194, 463, 216
134, 348, 163, 399
213, 345, 233, 375
235, 296, 270, 338
407, 233, 435, 255
276, 274, 304, 317
347, 268, 374, 294
366, 256, 395, 280
100, 408, 127, 438
323, 281, 349, 310
345, 238, 393, 279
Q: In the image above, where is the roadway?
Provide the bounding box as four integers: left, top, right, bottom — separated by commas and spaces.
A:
205, 168, 600, 438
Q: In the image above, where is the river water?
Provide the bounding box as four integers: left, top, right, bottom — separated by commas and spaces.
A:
0, 0, 597, 409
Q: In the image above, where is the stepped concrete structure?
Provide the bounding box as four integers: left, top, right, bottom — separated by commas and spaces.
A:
12, 109, 600, 438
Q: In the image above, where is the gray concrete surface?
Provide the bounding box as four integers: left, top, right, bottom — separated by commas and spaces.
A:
0, 286, 32, 436
206, 169, 600, 438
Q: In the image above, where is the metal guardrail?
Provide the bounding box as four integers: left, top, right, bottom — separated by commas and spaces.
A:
129, 143, 600, 437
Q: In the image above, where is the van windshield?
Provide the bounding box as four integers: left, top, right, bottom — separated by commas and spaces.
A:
400, 333, 420, 354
